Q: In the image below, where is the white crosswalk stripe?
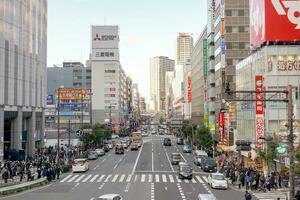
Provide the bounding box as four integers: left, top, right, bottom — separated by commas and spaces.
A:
59, 173, 209, 184
119, 174, 126, 182
97, 175, 106, 182
60, 175, 72, 183
67, 175, 79, 183
195, 176, 204, 183
75, 175, 85, 182
89, 175, 99, 182
126, 174, 132, 182
155, 174, 160, 182
141, 174, 146, 182
111, 174, 119, 182
169, 175, 174, 183
82, 174, 92, 182
252, 192, 288, 200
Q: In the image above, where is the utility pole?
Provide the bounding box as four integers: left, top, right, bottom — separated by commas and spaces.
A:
81, 89, 84, 129
68, 119, 71, 148
225, 84, 294, 198
57, 87, 62, 164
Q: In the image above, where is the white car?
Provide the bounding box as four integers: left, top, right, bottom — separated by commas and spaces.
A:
98, 194, 123, 200
208, 173, 228, 189
72, 158, 89, 172
111, 134, 119, 139
120, 141, 128, 149
95, 148, 105, 156
197, 194, 217, 200
107, 143, 113, 149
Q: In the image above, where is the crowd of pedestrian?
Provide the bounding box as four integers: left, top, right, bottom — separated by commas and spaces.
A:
0, 145, 83, 184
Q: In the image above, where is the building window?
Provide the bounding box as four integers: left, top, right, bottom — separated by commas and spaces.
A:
232, 42, 239, 49
73, 70, 82, 73
232, 10, 239, 17
232, 27, 239, 33
105, 52, 109, 57
86, 76, 91, 79
101, 52, 105, 57
109, 52, 114, 57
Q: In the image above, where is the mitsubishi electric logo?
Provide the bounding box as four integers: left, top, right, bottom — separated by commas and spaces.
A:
272, 0, 300, 29
93, 34, 118, 41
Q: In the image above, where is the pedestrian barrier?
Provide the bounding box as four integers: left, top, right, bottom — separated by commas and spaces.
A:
0, 177, 48, 196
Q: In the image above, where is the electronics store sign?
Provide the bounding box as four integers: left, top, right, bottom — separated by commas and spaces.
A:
267, 56, 300, 72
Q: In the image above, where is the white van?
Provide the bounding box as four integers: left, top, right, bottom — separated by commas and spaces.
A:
193, 150, 208, 166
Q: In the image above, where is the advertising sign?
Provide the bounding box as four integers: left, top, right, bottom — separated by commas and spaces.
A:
187, 76, 192, 102
255, 75, 264, 150
250, 0, 300, 48
203, 39, 208, 77
46, 94, 54, 105
91, 26, 119, 49
59, 103, 82, 109
218, 112, 224, 127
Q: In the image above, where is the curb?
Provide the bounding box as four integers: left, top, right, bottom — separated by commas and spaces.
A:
0, 178, 48, 196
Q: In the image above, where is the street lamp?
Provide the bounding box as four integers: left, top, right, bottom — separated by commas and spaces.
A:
57, 85, 64, 164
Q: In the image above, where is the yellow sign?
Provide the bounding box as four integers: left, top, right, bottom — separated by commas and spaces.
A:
228, 103, 236, 113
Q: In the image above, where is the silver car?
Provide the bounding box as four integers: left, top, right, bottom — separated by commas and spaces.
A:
88, 151, 98, 160
197, 194, 217, 200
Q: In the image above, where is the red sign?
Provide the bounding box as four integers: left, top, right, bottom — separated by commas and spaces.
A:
255, 76, 264, 115
187, 76, 192, 102
256, 116, 265, 150
218, 112, 225, 127
250, 0, 300, 48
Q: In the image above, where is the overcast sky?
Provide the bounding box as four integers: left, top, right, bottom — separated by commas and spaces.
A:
48, 0, 208, 99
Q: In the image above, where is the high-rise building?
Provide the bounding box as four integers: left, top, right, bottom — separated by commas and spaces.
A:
91, 26, 128, 129
140, 97, 146, 113
207, 0, 250, 134
176, 33, 193, 65
0, 0, 47, 158
150, 56, 175, 112
47, 62, 91, 96
191, 28, 208, 126
132, 83, 140, 121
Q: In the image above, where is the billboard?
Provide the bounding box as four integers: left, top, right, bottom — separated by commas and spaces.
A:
91, 26, 119, 49
255, 75, 264, 150
46, 94, 54, 105
187, 75, 192, 103
250, 0, 300, 48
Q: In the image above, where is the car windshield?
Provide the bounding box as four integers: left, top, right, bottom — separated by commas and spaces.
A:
182, 165, 192, 172
212, 174, 225, 180
73, 160, 85, 164
172, 155, 181, 159
206, 159, 216, 165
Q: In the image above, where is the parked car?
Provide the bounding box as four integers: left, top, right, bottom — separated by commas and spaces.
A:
103, 145, 110, 152
163, 138, 172, 146
88, 151, 98, 160
178, 162, 193, 179
131, 142, 139, 151
115, 144, 125, 154
177, 137, 184, 145
197, 194, 217, 200
98, 194, 123, 200
208, 173, 228, 189
72, 158, 89, 172
182, 145, 192, 153
107, 143, 114, 149
120, 140, 128, 149
201, 158, 217, 172
95, 148, 105, 156
193, 150, 208, 166
171, 153, 181, 165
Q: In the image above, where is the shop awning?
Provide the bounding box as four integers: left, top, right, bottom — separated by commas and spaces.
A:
216, 145, 236, 152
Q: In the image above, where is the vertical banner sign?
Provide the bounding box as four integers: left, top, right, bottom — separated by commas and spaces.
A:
218, 112, 225, 144
255, 75, 264, 150
224, 113, 230, 146
187, 76, 192, 102
203, 39, 208, 77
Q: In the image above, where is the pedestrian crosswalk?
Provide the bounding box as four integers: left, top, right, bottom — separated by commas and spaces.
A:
60, 173, 209, 184
252, 192, 288, 200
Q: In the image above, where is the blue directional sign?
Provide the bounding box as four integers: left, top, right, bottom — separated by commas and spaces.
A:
75, 129, 83, 137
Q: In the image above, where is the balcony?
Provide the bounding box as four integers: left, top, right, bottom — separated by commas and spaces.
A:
208, 46, 215, 58
208, 87, 215, 99
209, 59, 215, 71
208, 101, 215, 112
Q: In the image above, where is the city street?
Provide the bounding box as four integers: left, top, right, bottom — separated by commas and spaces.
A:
2, 135, 247, 200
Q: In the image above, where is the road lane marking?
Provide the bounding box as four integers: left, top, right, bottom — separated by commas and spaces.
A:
152, 150, 154, 172
191, 178, 197, 183
71, 183, 80, 190
164, 147, 175, 172
75, 175, 85, 182
97, 175, 106, 182
179, 153, 187, 162
82, 174, 92, 182
141, 174, 146, 182
148, 174, 152, 182
131, 142, 144, 175
89, 175, 99, 182
60, 174, 72, 183
184, 179, 189, 183
151, 183, 155, 200
98, 182, 105, 190
195, 176, 204, 183
119, 174, 126, 182
67, 175, 79, 182
111, 174, 119, 182
169, 175, 174, 183
155, 174, 160, 182
126, 174, 132, 182
202, 176, 208, 183
104, 174, 112, 182
134, 175, 138, 182
124, 183, 131, 192
176, 176, 182, 183
162, 174, 167, 183
93, 165, 99, 170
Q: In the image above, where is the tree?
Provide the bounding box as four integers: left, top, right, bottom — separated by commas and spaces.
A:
79, 123, 112, 148
195, 126, 213, 151
256, 136, 279, 172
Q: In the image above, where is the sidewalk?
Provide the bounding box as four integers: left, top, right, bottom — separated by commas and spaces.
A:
228, 181, 290, 193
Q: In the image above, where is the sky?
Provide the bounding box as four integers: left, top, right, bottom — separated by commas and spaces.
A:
48, 0, 208, 99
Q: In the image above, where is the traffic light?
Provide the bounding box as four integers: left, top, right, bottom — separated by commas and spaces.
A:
235, 140, 251, 151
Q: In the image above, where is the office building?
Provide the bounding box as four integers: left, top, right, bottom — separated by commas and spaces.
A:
0, 0, 47, 158
150, 56, 175, 112
47, 62, 91, 96
176, 33, 193, 65
191, 28, 208, 126
91, 26, 129, 130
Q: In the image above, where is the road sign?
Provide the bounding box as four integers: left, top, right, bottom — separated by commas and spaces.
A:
75, 129, 83, 137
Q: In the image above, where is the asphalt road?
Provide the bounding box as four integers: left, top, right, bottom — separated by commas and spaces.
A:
2, 135, 249, 200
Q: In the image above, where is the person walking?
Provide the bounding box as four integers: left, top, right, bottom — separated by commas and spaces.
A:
245, 191, 252, 200
245, 174, 252, 191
